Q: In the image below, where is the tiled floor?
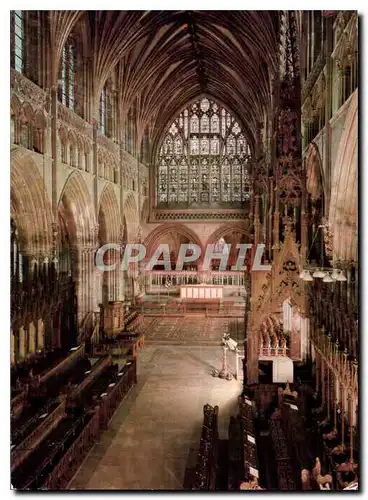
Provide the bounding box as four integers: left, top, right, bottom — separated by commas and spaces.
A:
69, 344, 243, 490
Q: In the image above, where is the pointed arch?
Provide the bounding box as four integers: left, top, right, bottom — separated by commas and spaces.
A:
98, 183, 120, 243
58, 170, 96, 247
329, 90, 358, 262
155, 96, 252, 207
144, 223, 203, 259
206, 223, 251, 246
140, 198, 149, 224
306, 142, 325, 203
123, 192, 139, 243
11, 94, 21, 116
20, 101, 34, 124
11, 148, 53, 256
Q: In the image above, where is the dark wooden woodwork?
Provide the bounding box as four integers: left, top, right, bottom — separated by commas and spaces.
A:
239, 395, 258, 482
11, 270, 77, 351
192, 404, 219, 491
11, 359, 137, 490
269, 411, 297, 490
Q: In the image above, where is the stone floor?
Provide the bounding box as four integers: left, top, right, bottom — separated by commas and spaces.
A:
69, 344, 242, 490
143, 316, 244, 344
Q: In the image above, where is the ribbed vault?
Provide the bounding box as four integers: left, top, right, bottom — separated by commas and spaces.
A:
51, 11, 279, 150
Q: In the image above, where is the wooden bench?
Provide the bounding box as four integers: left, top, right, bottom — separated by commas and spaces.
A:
12, 359, 137, 490
269, 410, 297, 490
239, 396, 259, 483
192, 404, 219, 491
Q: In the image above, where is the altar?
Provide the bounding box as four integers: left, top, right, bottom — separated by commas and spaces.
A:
180, 284, 223, 300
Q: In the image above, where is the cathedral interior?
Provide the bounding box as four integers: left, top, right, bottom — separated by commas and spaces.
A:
10, 10, 358, 491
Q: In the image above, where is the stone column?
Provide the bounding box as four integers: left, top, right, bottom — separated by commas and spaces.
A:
254, 195, 260, 247
29, 322, 36, 354
50, 85, 58, 218
117, 264, 125, 302
37, 318, 44, 350
76, 247, 93, 324
290, 327, 301, 359
300, 171, 307, 264
271, 157, 280, 256
19, 327, 25, 360
321, 358, 325, 406
247, 325, 259, 384
78, 248, 86, 323
324, 16, 333, 207
315, 353, 320, 394
10, 330, 15, 365
88, 246, 98, 312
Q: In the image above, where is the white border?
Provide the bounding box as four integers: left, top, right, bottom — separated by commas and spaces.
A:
0, 3, 365, 498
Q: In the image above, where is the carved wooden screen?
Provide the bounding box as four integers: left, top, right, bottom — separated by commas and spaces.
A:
156, 97, 251, 207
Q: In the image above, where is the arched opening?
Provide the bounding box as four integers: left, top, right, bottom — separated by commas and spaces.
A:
306, 143, 326, 266
98, 184, 121, 305
58, 171, 97, 327
155, 96, 252, 209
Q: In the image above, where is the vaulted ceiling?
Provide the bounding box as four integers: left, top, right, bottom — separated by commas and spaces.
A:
51, 11, 279, 150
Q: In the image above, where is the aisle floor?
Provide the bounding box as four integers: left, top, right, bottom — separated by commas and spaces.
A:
69, 344, 242, 490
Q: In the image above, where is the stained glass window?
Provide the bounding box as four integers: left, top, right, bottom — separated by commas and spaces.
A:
99, 86, 107, 134
59, 42, 75, 110
157, 97, 251, 205
14, 11, 24, 74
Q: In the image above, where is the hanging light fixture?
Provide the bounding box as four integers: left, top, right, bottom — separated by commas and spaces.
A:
323, 272, 334, 283
303, 270, 313, 281
312, 268, 326, 278
300, 223, 327, 282
331, 268, 340, 280
336, 270, 347, 282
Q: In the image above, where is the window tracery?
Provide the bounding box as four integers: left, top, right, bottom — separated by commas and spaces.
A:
156, 97, 251, 206
99, 85, 107, 135
59, 41, 75, 110
13, 11, 24, 74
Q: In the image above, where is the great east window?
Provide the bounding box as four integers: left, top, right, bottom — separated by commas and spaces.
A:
156, 97, 252, 207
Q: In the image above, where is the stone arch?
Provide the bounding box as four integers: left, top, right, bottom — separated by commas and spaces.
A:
97, 183, 121, 304
144, 223, 203, 259
98, 183, 120, 244
33, 109, 47, 154
58, 170, 96, 247
329, 90, 358, 262
140, 197, 149, 224
306, 142, 325, 204
206, 223, 251, 269
11, 95, 21, 145
11, 147, 53, 256
11, 94, 21, 115
18, 101, 34, 149
123, 192, 139, 243
58, 124, 68, 163
258, 313, 289, 357
68, 129, 78, 167
76, 133, 85, 169
58, 171, 97, 323
206, 223, 251, 246
20, 101, 34, 124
